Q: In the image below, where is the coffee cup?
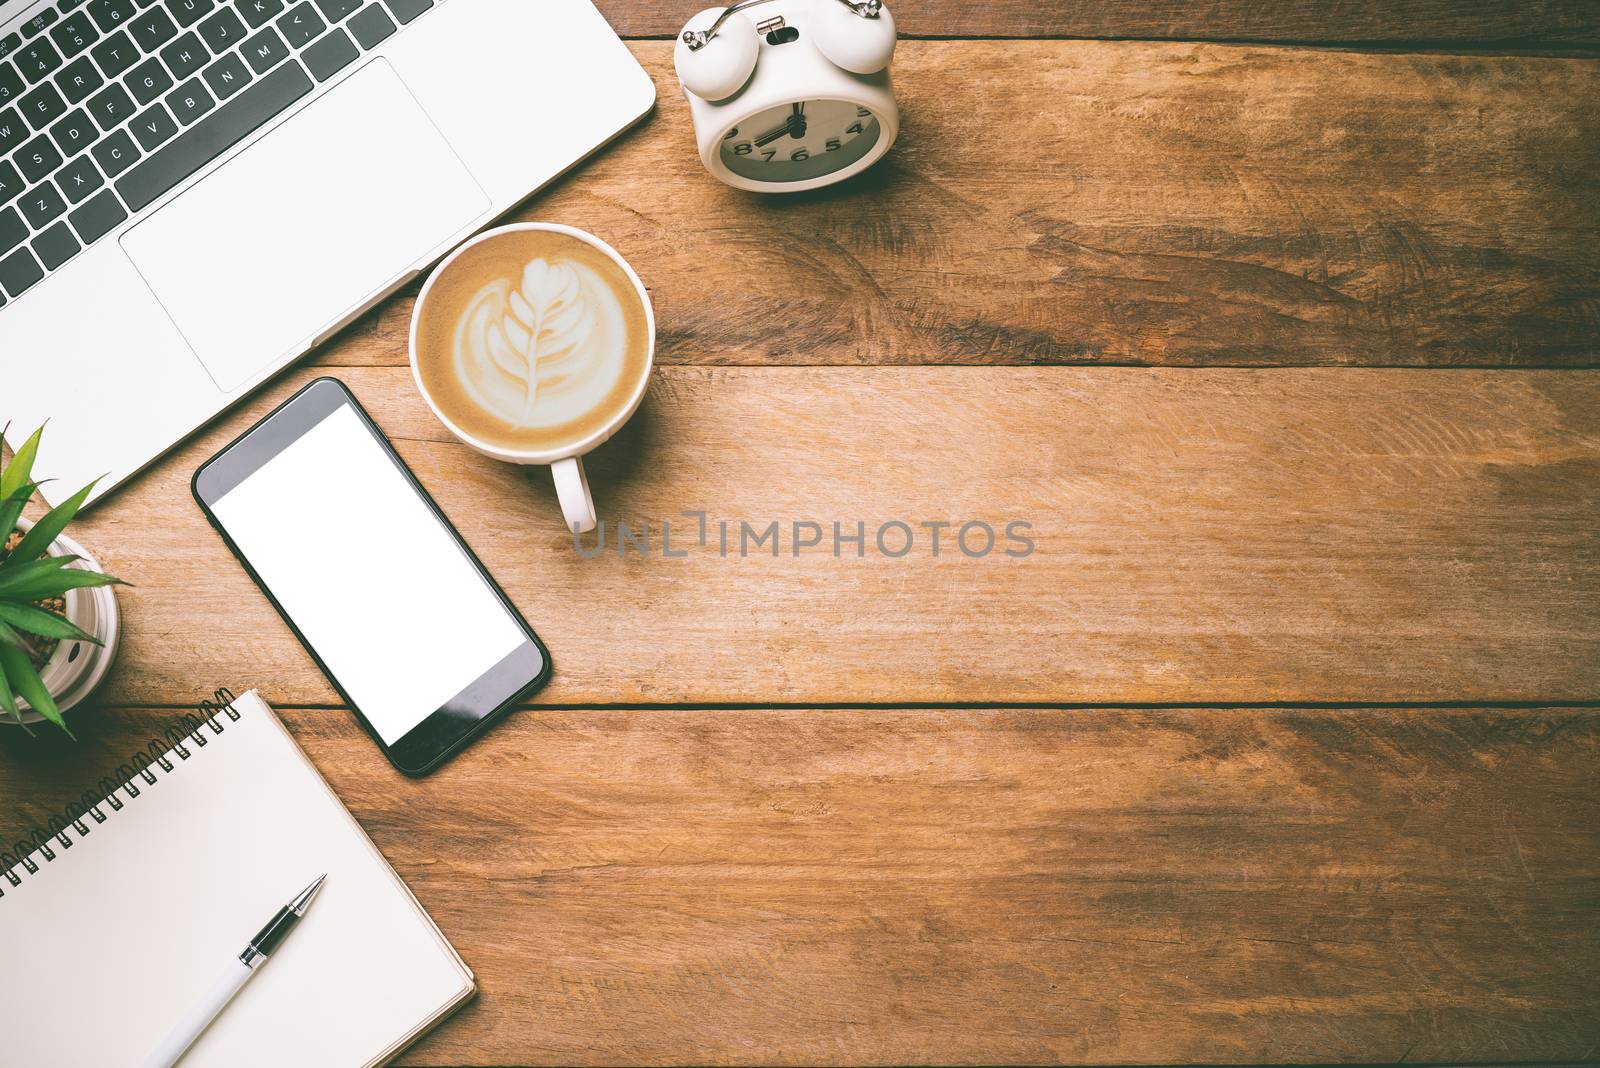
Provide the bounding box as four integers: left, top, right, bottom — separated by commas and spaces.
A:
409, 223, 655, 533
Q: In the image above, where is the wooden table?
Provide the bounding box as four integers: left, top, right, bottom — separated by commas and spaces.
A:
4, 2, 1599, 1063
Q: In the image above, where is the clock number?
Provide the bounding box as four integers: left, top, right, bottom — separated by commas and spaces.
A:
856, 107, 871, 117
724, 127, 740, 139
732, 142, 753, 155
846, 122, 864, 135
791, 148, 810, 162
761, 149, 777, 161
825, 138, 842, 152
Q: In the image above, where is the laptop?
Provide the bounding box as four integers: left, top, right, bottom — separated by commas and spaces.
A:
0, 0, 653, 505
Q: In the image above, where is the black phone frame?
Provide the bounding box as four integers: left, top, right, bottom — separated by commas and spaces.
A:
192, 377, 551, 776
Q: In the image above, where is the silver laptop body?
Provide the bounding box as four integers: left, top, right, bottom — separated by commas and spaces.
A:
0, 0, 653, 504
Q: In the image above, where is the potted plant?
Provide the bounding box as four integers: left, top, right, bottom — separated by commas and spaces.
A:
0, 424, 124, 735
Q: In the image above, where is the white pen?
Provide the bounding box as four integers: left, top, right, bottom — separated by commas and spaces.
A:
141, 874, 327, 1068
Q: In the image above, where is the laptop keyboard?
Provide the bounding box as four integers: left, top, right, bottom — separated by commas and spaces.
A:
0, 0, 432, 305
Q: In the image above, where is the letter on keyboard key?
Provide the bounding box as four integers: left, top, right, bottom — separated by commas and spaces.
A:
167, 0, 216, 28
202, 51, 251, 99
242, 26, 288, 72
116, 60, 311, 211
68, 187, 127, 243
92, 127, 141, 174
303, 28, 355, 82
131, 102, 178, 148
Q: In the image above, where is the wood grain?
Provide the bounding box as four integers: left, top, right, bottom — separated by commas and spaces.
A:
596, 0, 1600, 46
312, 43, 1600, 370
3, 705, 1595, 1065
70, 364, 1600, 708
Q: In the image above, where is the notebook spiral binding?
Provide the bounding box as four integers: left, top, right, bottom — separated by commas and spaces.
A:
0, 688, 242, 897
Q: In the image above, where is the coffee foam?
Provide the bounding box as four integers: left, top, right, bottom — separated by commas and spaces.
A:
416, 230, 650, 454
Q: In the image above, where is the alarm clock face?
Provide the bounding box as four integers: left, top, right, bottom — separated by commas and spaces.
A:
720, 99, 883, 184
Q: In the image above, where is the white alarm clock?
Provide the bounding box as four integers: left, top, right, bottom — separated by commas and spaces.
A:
674, 0, 899, 192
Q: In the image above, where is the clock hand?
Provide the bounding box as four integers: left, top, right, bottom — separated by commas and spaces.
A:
754, 120, 800, 147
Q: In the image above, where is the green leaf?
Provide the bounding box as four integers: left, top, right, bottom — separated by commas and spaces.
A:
0, 616, 25, 649
11, 478, 97, 564
0, 652, 19, 725
0, 601, 97, 644
0, 643, 71, 736
0, 484, 33, 547
0, 424, 43, 500
0, 553, 79, 589
0, 568, 123, 602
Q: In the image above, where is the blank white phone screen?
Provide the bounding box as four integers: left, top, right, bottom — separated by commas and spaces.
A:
210, 403, 526, 744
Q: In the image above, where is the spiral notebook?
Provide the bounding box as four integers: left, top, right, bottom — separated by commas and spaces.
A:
0, 689, 475, 1066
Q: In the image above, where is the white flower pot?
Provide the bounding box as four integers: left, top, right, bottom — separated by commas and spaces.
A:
1, 518, 120, 727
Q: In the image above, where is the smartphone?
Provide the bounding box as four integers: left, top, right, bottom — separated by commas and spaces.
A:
193, 377, 550, 775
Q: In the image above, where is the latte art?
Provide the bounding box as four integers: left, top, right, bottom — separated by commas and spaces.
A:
413, 228, 652, 455
453, 257, 627, 429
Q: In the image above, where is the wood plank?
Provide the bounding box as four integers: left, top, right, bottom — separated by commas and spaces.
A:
312, 43, 1600, 370
73, 365, 1600, 707
3, 705, 1595, 1065
596, 0, 1600, 46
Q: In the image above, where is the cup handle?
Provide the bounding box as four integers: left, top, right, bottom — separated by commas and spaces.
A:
551, 457, 597, 534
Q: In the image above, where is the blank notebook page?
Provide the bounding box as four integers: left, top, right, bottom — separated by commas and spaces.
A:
0, 690, 474, 1066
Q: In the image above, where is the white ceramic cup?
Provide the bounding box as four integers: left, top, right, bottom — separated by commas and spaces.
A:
409, 223, 655, 533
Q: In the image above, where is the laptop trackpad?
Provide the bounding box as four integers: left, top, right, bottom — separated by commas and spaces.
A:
122, 60, 488, 392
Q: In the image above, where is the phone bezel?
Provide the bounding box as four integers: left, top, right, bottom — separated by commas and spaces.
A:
192, 377, 551, 776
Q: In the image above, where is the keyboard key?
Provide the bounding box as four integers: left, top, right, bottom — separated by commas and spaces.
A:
63, 0, 92, 11
32, 220, 80, 269
89, 29, 137, 76
0, 34, 19, 61
19, 181, 67, 227
382, 0, 427, 25
312, 0, 359, 22
129, 5, 177, 49
117, 59, 309, 210
91, 126, 140, 174
54, 54, 103, 101
16, 134, 62, 181
49, 13, 100, 57
0, 160, 20, 204
275, 2, 323, 47
87, 0, 138, 32
200, 49, 249, 99
53, 153, 103, 201
0, 63, 22, 105
126, 56, 171, 103
0, 106, 24, 153
15, 40, 64, 83
0, 247, 45, 296
130, 102, 176, 148
166, 0, 214, 27
346, 4, 392, 48
49, 108, 97, 155
19, 81, 66, 127
86, 80, 133, 127
0, 207, 25, 252
159, 31, 207, 79
164, 76, 212, 123
302, 26, 353, 81
67, 186, 124, 242
240, 25, 287, 72
197, 6, 244, 50
22, 10, 60, 38
235, 0, 282, 28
